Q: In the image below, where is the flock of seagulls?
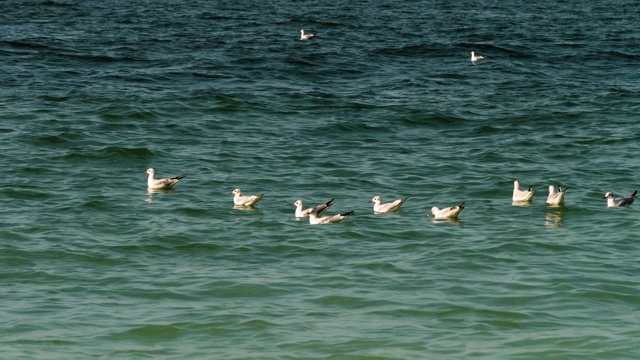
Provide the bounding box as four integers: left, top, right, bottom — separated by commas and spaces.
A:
511, 180, 636, 208
145, 168, 453, 224
145, 32, 630, 223
146, 169, 637, 224
299, 29, 485, 65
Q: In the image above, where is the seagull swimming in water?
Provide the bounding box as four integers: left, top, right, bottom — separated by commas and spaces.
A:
369, 196, 408, 213
546, 185, 566, 206
603, 190, 637, 207
431, 203, 465, 220
300, 29, 316, 40
470, 51, 486, 63
293, 198, 334, 218
145, 168, 186, 190
513, 180, 535, 202
309, 208, 354, 225
230, 188, 264, 207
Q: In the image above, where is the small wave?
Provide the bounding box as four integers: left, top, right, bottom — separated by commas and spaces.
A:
311, 120, 396, 135
56, 147, 154, 161
3, 188, 54, 201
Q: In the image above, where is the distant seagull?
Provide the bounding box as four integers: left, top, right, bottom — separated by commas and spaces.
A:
145, 168, 186, 190
300, 29, 316, 40
230, 188, 264, 206
513, 180, 535, 202
603, 190, 637, 207
309, 208, 354, 225
369, 196, 409, 213
293, 198, 334, 218
431, 203, 465, 220
470, 51, 486, 63
546, 185, 566, 206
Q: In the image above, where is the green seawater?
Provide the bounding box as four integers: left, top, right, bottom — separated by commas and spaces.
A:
1, 0, 640, 358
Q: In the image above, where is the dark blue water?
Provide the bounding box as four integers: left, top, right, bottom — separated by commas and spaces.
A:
2, 1, 640, 358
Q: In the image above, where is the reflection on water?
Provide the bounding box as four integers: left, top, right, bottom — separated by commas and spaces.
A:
146, 188, 176, 202
512, 201, 533, 207
545, 208, 565, 228
233, 205, 259, 212
431, 218, 462, 225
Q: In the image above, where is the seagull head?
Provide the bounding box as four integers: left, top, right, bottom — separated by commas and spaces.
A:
293, 200, 303, 207
603, 192, 614, 199
230, 188, 242, 195
146, 168, 155, 175
369, 196, 381, 204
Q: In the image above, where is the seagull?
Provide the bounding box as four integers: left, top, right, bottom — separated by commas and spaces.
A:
513, 180, 535, 202
369, 196, 408, 213
309, 208, 354, 225
300, 29, 316, 40
546, 185, 566, 206
603, 190, 637, 207
293, 198, 334, 218
230, 188, 264, 206
470, 51, 485, 63
145, 168, 186, 190
431, 203, 465, 220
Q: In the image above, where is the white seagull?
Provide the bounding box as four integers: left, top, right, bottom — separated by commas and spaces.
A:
513, 180, 535, 202
145, 168, 186, 190
369, 196, 408, 213
293, 198, 334, 218
230, 188, 264, 207
300, 29, 316, 40
431, 203, 465, 220
309, 208, 354, 225
546, 185, 566, 206
470, 51, 486, 63
603, 190, 637, 207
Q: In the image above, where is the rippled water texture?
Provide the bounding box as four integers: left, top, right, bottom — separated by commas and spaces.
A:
2, 0, 640, 359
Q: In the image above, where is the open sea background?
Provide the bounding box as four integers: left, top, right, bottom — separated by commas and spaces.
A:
2, 0, 640, 358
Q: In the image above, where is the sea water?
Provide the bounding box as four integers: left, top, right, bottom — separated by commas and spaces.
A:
2, 0, 640, 358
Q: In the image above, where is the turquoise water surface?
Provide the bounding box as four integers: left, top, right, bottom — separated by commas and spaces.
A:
2, 1, 640, 359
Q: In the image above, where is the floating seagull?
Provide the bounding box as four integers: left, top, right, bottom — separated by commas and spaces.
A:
431, 203, 465, 220
369, 196, 408, 213
470, 51, 485, 63
546, 185, 566, 206
145, 168, 186, 190
513, 180, 535, 202
293, 198, 334, 218
603, 190, 637, 207
309, 208, 354, 225
300, 29, 316, 40
230, 188, 264, 206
